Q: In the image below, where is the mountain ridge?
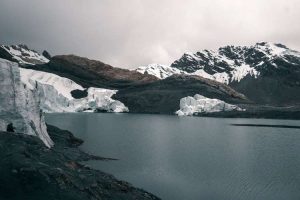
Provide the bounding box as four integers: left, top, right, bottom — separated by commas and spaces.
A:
136, 42, 300, 106
1, 42, 300, 116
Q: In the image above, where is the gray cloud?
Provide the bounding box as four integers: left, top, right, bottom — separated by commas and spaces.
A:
0, 0, 300, 68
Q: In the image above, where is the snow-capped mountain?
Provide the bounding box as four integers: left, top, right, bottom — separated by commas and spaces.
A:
136, 42, 300, 84
0, 44, 49, 65
171, 42, 300, 83
136, 64, 185, 79
20, 68, 129, 113
136, 42, 300, 106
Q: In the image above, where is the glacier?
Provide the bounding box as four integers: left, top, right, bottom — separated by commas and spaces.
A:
176, 94, 244, 116
20, 68, 129, 113
0, 58, 53, 147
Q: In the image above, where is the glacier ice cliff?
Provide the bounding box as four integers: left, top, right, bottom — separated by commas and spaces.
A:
176, 94, 244, 116
0, 58, 53, 147
20, 68, 129, 113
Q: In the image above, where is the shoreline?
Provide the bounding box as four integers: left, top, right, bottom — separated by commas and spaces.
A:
0, 125, 160, 200
46, 110, 300, 120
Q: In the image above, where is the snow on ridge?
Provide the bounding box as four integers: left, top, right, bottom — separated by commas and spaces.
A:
255, 42, 288, 56
192, 70, 230, 84
230, 64, 260, 82
136, 63, 184, 79
1, 44, 49, 65
135, 42, 299, 83
135, 63, 259, 84
176, 94, 244, 116
20, 68, 129, 113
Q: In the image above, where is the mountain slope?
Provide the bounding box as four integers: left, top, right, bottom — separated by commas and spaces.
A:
136, 64, 185, 79
26, 55, 245, 114
137, 42, 300, 106
28, 55, 158, 89
0, 44, 49, 65
172, 42, 300, 105
114, 74, 248, 114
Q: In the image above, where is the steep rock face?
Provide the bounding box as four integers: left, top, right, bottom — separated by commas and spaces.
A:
20, 68, 128, 113
42, 50, 52, 60
0, 58, 53, 147
0, 44, 49, 65
176, 94, 244, 116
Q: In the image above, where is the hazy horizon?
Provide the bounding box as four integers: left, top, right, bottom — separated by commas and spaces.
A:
1, 0, 300, 68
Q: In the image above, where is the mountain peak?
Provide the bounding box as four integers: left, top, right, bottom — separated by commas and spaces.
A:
136, 42, 300, 86
136, 63, 183, 79
0, 44, 49, 65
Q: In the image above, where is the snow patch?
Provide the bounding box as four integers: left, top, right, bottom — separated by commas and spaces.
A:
192, 70, 230, 84
136, 64, 184, 79
230, 64, 260, 82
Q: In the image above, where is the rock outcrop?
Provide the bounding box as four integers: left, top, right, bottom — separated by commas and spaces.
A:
0, 58, 53, 147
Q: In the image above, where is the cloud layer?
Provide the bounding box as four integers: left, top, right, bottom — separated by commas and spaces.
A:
1, 0, 299, 68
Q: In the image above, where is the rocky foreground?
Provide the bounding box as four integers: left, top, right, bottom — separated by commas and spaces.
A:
0, 125, 160, 200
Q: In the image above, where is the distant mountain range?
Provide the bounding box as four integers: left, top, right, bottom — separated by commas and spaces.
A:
0, 44, 49, 65
137, 42, 300, 106
1, 42, 299, 118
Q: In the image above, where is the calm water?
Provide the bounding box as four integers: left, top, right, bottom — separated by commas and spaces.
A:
46, 113, 300, 200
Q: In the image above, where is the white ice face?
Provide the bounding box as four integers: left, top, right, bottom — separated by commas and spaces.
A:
20, 68, 129, 113
176, 94, 244, 116
0, 58, 53, 148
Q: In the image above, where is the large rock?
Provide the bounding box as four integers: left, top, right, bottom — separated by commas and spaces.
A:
0, 58, 53, 147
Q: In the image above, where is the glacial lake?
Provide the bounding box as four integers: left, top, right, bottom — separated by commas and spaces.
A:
46, 113, 300, 200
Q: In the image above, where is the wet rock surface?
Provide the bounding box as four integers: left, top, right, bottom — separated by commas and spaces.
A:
0, 125, 160, 200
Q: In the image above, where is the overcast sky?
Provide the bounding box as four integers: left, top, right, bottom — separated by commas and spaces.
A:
0, 0, 299, 68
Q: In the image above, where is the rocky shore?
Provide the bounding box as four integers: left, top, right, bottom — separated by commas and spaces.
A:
0, 125, 160, 200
